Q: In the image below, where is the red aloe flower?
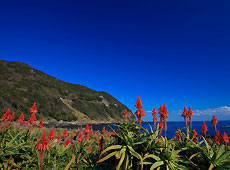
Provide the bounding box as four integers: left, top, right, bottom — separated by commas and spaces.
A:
163, 103, 169, 118
211, 116, 218, 133
134, 96, 145, 128
124, 110, 129, 121
84, 122, 91, 139
176, 133, 181, 141
222, 132, 229, 144
48, 129, 55, 140
193, 129, 198, 138
163, 103, 168, 135
134, 96, 143, 109
158, 103, 168, 137
18, 113, 25, 125
193, 129, 198, 143
77, 131, 82, 142
88, 144, 92, 152
36, 132, 50, 151
10, 112, 15, 122
222, 132, 229, 150
182, 106, 188, 129
201, 121, 208, 138
176, 131, 181, 141
92, 131, 98, 136
159, 117, 164, 136
63, 128, 68, 138
28, 113, 37, 125
188, 106, 193, 130
102, 126, 106, 135
215, 131, 223, 146
36, 132, 50, 169
57, 135, 61, 143
208, 138, 213, 143
30, 102, 38, 113
159, 103, 163, 114
99, 135, 105, 154
0, 108, 11, 121
152, 107, 157, 129
38, 120, 43, 128
64, 138, 70, 147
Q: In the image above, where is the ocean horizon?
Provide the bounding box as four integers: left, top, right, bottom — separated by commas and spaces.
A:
90, 120, 230, 139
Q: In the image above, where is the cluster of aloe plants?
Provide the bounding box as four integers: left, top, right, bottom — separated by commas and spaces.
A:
98, 97, 230, 170
0, 103, 115, 169
0, 98, 230, 169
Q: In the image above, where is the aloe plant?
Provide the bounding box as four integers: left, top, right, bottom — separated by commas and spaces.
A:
197, 137, 230, 170
97, 123, 147, 170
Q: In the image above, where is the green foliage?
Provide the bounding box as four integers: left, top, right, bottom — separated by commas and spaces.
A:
0, 121, 230, 169
0, 100, 230, 169
98, 123, 230, 170
0, 123, 116, 169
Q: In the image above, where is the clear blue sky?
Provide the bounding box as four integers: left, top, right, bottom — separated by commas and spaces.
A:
1, 0, 230, 121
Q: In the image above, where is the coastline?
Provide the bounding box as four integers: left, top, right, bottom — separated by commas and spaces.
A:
42, 120, 119, 130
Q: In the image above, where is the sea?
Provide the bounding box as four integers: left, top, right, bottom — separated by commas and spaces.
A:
91, 121, 230, 139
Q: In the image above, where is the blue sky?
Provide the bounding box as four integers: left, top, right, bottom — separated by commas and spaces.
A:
1, 0, 230, 121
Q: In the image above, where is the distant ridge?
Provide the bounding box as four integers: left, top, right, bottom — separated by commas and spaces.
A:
0, 60, 135, 122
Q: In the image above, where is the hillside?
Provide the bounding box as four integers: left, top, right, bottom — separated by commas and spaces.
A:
0, 60, 135, 122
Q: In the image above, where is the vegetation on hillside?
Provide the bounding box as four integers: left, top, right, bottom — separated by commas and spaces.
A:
0, 60, 134, 122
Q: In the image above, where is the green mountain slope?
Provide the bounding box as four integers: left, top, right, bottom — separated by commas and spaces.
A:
0, 60, 135, 122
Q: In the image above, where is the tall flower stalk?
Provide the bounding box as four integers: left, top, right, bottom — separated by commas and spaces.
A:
163, 104, 168, 137
152, 107, 157, 129
158, 103, 168, 137
36, 132, 50, 169
63, 128, 68, 139
38, 120, 43, 128
84, 122, 92, 140
48, 129, 55, 140
0, 108, 11, 121
222, 132, 229, 150
28, 103, 37, 131
18, 113, 25, 126
188, 106, 193, 131
28, 113, 37, 125
215, 131, 222, 146
211, 116, 218, 134
134, 96, 145, 129
202, 121, 208, 138
10, 112, 15, 122
182, 106, 188, 130
158, 104, 164, 136
30, 102, 38, 114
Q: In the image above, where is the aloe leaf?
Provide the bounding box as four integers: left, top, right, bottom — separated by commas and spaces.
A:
215, 145, 225, 160
144, 154, 161, 161
115, 147, 126, 159
127, 146, 142, 160
150, 161, 164, 170
116, 152, 125, 170
125, 153, 129, 170
5, 133, 22, 149
97, 151, 118, 163
100, 145, 122, 156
